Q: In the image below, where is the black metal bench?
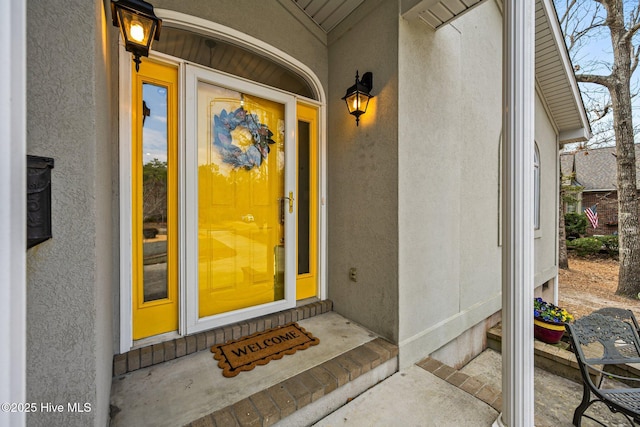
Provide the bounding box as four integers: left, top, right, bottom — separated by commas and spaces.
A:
566, 312, 640, 426
593, 307, 640, 334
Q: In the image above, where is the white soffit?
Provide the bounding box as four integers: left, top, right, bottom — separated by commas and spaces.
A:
401, 0, 486, 29
293, 0, 366, 32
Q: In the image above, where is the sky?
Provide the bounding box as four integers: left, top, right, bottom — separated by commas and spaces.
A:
553, 0, 640, 150
142, 83, 168, 163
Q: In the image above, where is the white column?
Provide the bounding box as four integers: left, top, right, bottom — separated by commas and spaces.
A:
495, 0, 536, 426
0, 1, 27, 426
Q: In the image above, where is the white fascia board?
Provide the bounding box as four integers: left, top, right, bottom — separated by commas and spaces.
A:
559, 127, 591, 144
540, 0, 592, 139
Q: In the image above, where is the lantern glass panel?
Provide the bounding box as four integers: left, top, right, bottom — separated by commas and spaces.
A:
345, 92, 370, 115
359, 94, 370, 114
345, 93, 359, 114
118, 8, 155, 48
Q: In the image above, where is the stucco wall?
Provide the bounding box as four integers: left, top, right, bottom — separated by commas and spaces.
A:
535, 93, 560, 286
327, 0, 399, 342
26, 0, 113, 426
397, 1, 560, 367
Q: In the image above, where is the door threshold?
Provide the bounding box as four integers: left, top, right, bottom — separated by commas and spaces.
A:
132, 331, 181, 351
113, 299, 333, 377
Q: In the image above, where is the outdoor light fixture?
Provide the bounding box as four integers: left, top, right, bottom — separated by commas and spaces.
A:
342, 71, 373, 126
111, 0, 162, 72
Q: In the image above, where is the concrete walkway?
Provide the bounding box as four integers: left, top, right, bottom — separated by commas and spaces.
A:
316, 348, 634, 426
460, 348, 632, 426
314, 365, 498, 426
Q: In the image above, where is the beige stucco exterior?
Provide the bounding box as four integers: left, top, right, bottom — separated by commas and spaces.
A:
20, 0, 583, 425
327, 0, 400, 344
26, 1, 113, 425
397, 2, 504, 367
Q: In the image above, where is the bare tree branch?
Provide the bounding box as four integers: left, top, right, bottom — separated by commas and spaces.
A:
556, 0, 640, 296
592, 102, 611, 120
624, 2, 640, 41
558, 0, 578, 25
631, 44, 640, 75
576, 72, 612, 87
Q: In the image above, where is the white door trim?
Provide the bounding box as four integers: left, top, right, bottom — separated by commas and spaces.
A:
184, 64, 297, 334
118, 43, 134, 353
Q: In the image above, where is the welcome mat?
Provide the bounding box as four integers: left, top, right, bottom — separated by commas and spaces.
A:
211, 323, 320, 377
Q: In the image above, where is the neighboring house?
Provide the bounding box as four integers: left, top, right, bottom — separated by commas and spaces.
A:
561, 145, 640, 236
2, 0, 589, 426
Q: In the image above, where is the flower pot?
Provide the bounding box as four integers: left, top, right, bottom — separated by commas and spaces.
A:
534, 318, 565, 344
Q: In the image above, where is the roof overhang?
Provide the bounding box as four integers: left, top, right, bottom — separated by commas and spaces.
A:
535, 0, 591, 144
293, 0, 591, 144
400, 0, 486, 29
399, 0, 591, 145
292, 0, 367, 33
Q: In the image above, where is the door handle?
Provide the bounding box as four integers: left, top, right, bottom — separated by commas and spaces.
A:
288, 191, 294, 214
279, 192, 294, 225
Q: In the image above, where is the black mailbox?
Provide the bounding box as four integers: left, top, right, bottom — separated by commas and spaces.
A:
27, 155, 54, 249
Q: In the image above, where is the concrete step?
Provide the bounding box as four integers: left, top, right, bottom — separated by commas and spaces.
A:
110, 310, 398, 427
186, 338, 398, 427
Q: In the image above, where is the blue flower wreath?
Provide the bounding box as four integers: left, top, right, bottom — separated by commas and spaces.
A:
213, 107, 276, 170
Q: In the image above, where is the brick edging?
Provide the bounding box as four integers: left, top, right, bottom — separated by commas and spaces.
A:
416, 357, 502, 412
113, 300, 333, 377
185, 338, 399, 427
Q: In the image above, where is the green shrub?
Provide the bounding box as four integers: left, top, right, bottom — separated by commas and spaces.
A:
565, 212, 587, 239
567, 237, 602, 256
596, 235, 619, 256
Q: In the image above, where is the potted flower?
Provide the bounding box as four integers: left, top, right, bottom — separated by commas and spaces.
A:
533, 297, 574, 344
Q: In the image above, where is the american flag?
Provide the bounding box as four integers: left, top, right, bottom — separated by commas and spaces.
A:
585, 205, 598, 229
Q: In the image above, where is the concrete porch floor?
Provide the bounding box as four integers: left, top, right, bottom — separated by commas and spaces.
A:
110, 314, 637, 426
110, 311, 397, 426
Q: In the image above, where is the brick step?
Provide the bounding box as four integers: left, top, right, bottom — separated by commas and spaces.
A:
185, 338, 399, 427
416, 357, 502, 412
110, 310, 398, 427
113, 300, 334, 377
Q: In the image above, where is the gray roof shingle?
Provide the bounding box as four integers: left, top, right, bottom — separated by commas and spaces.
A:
560, 145, 640, 191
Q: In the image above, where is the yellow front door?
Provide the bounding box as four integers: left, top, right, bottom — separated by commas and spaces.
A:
187, 66, 298, 327
132, 62, 320, 338
196, 90, 286, 317
131, 59, 179, 340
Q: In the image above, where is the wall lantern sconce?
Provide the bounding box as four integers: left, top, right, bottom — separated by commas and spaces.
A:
110, 0, 162, 72
342, 71, 373, 126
